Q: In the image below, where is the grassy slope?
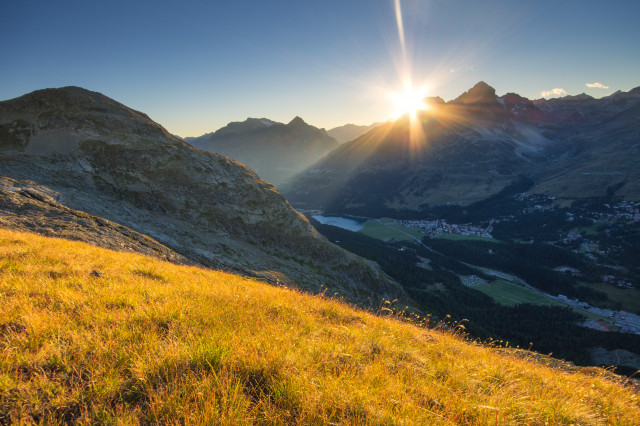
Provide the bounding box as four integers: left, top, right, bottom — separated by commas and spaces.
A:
580, 281, 640, 314
435, 233, 499, 243
472, 280, 564, 307
1, 229, 639, 424
358, 220, 424, 242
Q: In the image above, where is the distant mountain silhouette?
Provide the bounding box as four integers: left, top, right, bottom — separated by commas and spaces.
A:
327, 122, 385, 144
188, 116, 339, 186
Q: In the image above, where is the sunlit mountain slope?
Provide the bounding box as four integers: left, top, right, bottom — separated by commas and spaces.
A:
1, 228, 638, 424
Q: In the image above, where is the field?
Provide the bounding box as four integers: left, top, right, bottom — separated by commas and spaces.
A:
435, 233, 499, 242
469, 278, 619, 323
358, 219, 424, 241
573, 222, 603, 236
471, 280, 563, 307
1, 228, 639, 424
580, 281, 640, 314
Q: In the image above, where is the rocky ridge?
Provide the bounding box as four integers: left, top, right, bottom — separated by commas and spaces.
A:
0, 176, 189, 264
0, 87, 403, 305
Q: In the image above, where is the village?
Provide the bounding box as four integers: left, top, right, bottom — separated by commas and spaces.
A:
553, 294, 640, 335
398, 218, 494, 239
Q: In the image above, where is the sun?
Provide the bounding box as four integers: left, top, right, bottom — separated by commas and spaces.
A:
391, 85, 429, 119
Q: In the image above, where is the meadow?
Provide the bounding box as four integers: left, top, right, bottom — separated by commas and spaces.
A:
470, 279, 563, 307
358, 219, 424, 242
1, 228, 639, 424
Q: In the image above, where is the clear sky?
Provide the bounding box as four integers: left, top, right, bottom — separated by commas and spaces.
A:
2, 0, 639, 137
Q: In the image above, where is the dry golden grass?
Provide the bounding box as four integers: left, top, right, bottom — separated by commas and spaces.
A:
1, 228, 638, 424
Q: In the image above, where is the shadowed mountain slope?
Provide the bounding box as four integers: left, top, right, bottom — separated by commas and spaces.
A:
327, 122, 384, 144
282, 82, 640, 217
188, 116, 339, 186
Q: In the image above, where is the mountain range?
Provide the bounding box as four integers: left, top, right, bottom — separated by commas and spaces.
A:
0, 87, 403, 305
187, 116, 339, 186
326, 122, 384, 144
281, 82, 640, 217
2, 83, 640, 379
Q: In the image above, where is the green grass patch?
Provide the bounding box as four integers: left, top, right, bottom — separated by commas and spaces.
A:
435, 233, 499, 242
573, 222, 601, 236
473, 280, 563, 307
579, 281, 640, 314
575, 309, 610, 322
358, 220, 420, 241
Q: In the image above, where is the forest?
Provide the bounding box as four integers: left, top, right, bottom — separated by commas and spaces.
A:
310, 217, 640, 374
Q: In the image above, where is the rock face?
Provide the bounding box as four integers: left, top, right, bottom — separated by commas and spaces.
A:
0, 87, 403, 305
0, 176, 189, 264
282, 82, 640, 216
188, 116, 339, 187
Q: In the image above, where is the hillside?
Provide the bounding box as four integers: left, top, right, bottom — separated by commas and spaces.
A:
0, 86, 402, 305
0, 176, 189, 265
1, 228, 639, 424
189, 117, 339, 186
531, 102, 640, 200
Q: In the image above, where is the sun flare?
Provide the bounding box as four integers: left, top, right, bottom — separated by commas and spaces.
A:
391, 85, 429, 119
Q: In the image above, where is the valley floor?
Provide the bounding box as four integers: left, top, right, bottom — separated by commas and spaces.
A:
1, 228, 639, 424
319, 211, 640, 336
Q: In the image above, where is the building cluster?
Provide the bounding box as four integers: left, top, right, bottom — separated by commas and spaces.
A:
398, 219, 493, 239
600, 201, 640, 222
554, 294, 640, 335
602, 275, 635, 289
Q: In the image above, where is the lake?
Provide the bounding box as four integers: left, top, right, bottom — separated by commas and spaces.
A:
311, 215, 365, 232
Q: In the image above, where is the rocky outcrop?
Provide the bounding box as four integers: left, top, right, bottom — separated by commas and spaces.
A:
0, 177, 189, 264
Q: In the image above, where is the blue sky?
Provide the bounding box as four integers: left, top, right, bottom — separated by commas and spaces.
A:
2, 0, 639, 136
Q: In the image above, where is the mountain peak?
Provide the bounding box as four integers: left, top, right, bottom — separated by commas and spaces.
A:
451, 81, 499, 106
288, 116, 307, 126
472, 81, 494, 91
424, 96, 445, 105
563, 93, 594, 101
627, 86, 640, 96
17, 86, 115, 107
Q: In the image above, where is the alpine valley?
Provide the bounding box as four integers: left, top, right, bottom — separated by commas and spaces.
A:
2, 83, 640, 378
280, 81, 640, 373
